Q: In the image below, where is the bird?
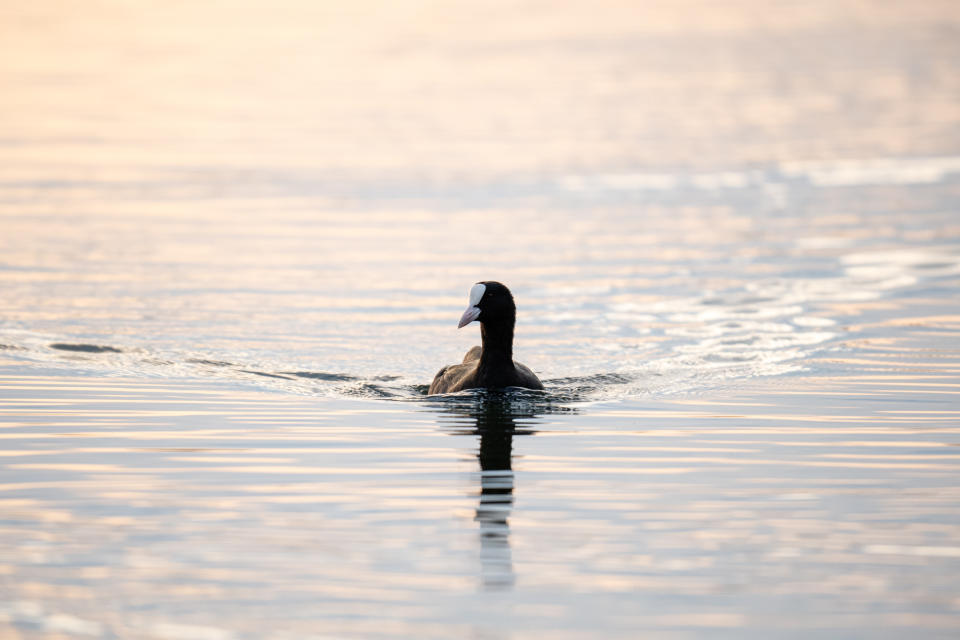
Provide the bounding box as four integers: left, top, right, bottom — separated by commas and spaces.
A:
428, 281, 544, 394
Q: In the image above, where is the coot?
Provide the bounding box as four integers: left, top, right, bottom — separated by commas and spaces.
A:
428, 281, 544, 394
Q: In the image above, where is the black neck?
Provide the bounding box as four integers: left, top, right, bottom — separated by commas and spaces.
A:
479, 319, 514, 370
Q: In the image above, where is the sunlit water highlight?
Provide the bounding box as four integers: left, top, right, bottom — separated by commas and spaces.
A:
1, 1, 960, 638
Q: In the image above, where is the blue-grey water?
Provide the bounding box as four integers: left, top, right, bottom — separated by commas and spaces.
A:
1, 1, 960, 638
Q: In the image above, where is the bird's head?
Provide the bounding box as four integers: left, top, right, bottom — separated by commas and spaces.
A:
458, 281, 516, 328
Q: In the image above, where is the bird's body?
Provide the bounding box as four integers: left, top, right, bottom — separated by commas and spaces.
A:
429, 282, 544, 394
428, 345, 543, 394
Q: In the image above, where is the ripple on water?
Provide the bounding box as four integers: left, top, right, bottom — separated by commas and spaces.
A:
1, 240, 955, 403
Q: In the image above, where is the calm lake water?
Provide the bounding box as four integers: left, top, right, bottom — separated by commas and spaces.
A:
2, 1, 959, 638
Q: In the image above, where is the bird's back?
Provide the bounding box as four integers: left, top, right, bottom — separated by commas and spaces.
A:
428, 359, 479, 394
428, 346, 542, 394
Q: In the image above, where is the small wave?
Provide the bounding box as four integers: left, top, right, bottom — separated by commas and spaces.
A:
340, 381, 417, 399
282, 371, 358, 382
49, 343, 123, 353
237, 369, 296, 380
557, 156, 960, 197
186, 358, 235, 367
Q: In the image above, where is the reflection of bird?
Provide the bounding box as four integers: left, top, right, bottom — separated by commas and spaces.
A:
473, 399, 519, 590
429, 282, 544, 394
425, 391, 575, 591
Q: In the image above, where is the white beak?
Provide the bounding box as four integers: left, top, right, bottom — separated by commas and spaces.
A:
458, 305, 481, 328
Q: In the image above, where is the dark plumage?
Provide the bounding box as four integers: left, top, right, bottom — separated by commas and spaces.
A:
428, 281, 544, 394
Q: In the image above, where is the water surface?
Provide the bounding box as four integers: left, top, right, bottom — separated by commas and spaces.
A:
1, 1, 959, 638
